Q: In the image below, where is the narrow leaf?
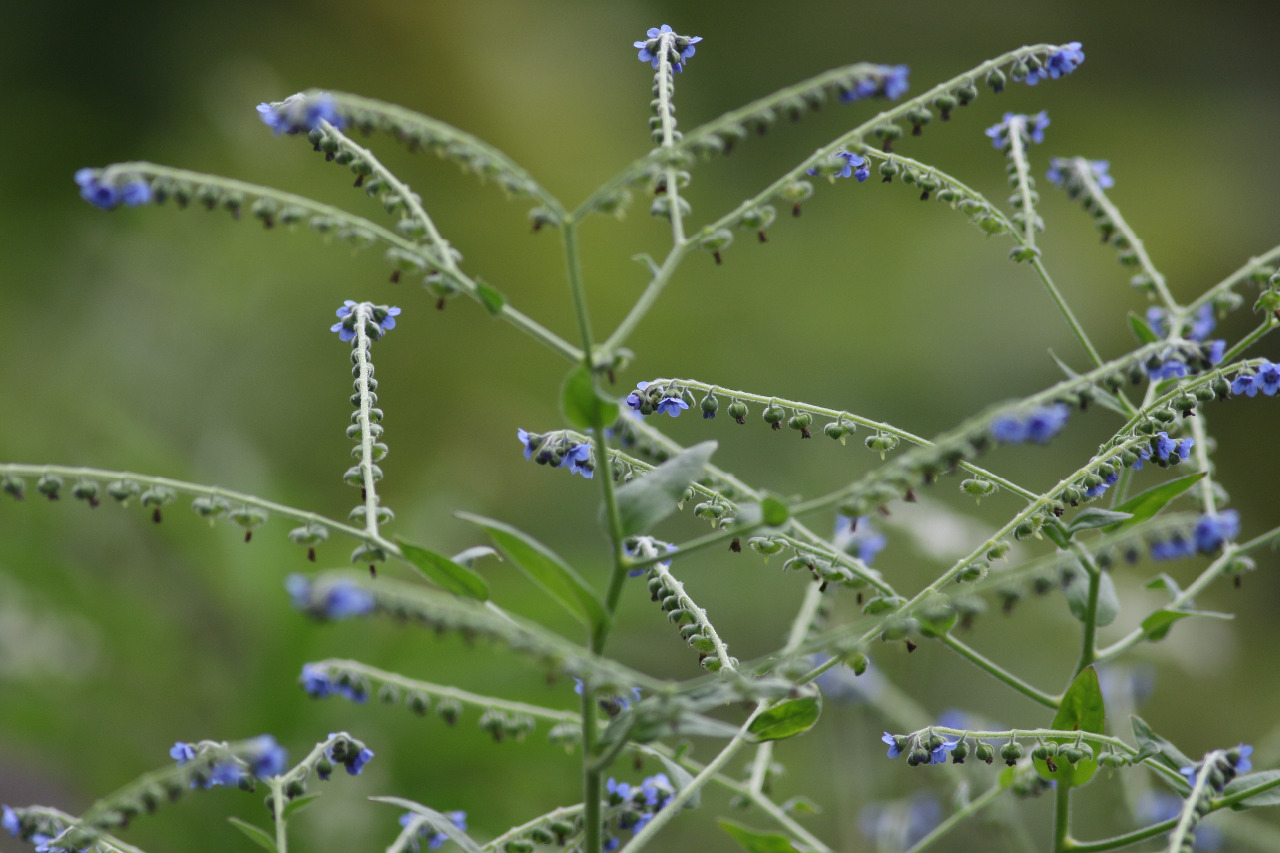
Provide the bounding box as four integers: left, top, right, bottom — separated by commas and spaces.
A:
1226, 770, 1280, 808
397, 537, 490, 600
1131, 715, 1194, 789
1140, 608, 1190, 642
748, 695, 821, 742
1049, 350, 1128, 416
1034, 666, 1106, 788
457, 512, 607, 634
1066, 508, 1133, 534
227, 818, 277, 853
656, 752, 701, 808
281, 792, 322, 820
614, 441, 718, 536
371, 797, 483, 853
561, 365, 619, 431
474, 279, 505, 316
1103, 473, 1206, 534
1128, 312, 1159, 344
718, 819, 801, 853
1144, 573, 1183, 596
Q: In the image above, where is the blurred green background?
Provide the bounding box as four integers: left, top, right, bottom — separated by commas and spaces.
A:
4, 1, 1280, 850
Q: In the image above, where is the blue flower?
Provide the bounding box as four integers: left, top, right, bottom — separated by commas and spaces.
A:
257, 92, 346, 134
640, 773, 673, 809
170, 742, 196, 764
343, 746, 375, 775
840, 65, 910, 102
1150, 536, 1194, 561
624, 381, 651, 412
3, 805, 20, 836
985, 112, 1049, 150
1234, 744, 1253, 774
1130, 444, 1153, 471
1084, 471, 1120, 499
400, 811, 467, 851
206, 762, 243, 788
75, 169, 151, 211
1152, 431, 1192, 463
285, 573, 311, 609
633, 25, 702, 73
323, 582, 376, 619
300, 663, 333, 697
1026, 43, 1084, 85
560, 443, 594, 479
516, 428, 536, 460
930, 738, 959, 764
331, 301, 401, 342
655, 396, 689, 417
1194, 510, 1240, 553
1046, 158, 1113, 190
247, 735, 288, 778
606, 777, 633, 801
623, 536, 676, 576
991, 404, 1070, 445
833, 515, 886, 565
807, 151, 869, 182
882, 731, 904, 759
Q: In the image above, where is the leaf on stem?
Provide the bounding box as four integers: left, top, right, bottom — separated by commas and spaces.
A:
614, 441, 718, 536
748, 694, 821, 742
228, 818, 278, 853
718, 819, 801, 853
396, 537, 490, 600
1033, 666, 1105, 788
1102, 473, 1206, 534
561, 365, 620, 431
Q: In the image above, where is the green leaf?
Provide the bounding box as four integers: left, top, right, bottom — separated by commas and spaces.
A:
396, 537, 490, 600
456, 512, 607, 634
748, 694, 821, 742
1144, 573, 1182, 596
1103, 473, 1206, 534
371, 797, 484, 853
1128, 312, 1159, 344
1226, 770, 1280, 808
718, 819, 801, 853
228, 818, 277, 853
474, 279, 505, 316
1140, 607, 1233, 642
1131, 715, 1193, 790
1066, 508, 1133, 535
1049, 350, 1129, 416
281, 792, 322, 820
614, 441, 718, 536
1043, 522, 1070, 549
1063, 567, 1119, 627
560, 365, 620, 432
760, 496, 790, 527
602, 706, 743, 745
1034, 666, 1106, 788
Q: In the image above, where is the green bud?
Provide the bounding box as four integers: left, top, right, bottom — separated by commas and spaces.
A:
2, 476, 26, 500
864, 433, 899, 458
727, 400, 748, 423
762, 404, 785, 427
1001, 741, 1024, 765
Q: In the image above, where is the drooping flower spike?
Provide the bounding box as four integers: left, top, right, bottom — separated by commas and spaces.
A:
257, 92, 346, 134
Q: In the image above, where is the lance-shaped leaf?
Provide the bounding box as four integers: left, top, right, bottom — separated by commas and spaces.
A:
457, 512, 607, 634
1103, 473, 1205, 534
1225, 771, 1280, 808
1065, 508, 1133, 536
1132, 715, 1194, 791
1140, 607, 1233, 642
748, 694, 821, 742
228, 818, 277, 853
718, 820, 801, 853
614, 441, 718, 536
1033, 666, 1105, 788
372, 797, 483, 853
396, 537, 489, 601
1128, 312, 1159, 344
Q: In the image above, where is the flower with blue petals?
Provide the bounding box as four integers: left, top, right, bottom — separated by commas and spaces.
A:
560, 443, 594, 479
985, 111, 1049, 150
1084, 471, 1120, 499
1047, 158, 1113, 191
323, 582, 376, 619
1194, 510, 1240, 553
257, 92, 346, 134
633, 25, 702, 73
247, 735, 288, 778
400, 810, 468, 852
655, 396, 689, 417
992, 404, 1070, 445
882, 732, 905, 759
808, 151, 869, 182
1235, 359, 1280, 396
840, 65, 910, 102
170, 742, 196, 765
3, 805, 21, 836
1152, 431, 1193, 463
833, 515, 887, 565
331, 301, 401, 342
930, 738, 959, 765
299, 663, 368, 703
75, 169, 152, 211
1026, 42, 1085, 85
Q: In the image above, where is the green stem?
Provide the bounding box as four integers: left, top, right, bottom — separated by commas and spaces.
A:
270, 778, 289, 853
1071, 547, 1102, 677
938, 634, 1058, 708
1053, 777, 1072, 852
1030, 256, 1106, 370
599, 243, 690, 356
1007, 116, 1038, 254
903, 773, 1018, 853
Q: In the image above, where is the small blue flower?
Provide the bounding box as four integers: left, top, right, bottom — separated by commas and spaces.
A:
640, 773, 673, 808
300, 663, 333, 698
1257, 360, 1280, 396
808, 151, 869, 182
992, 404, 1070, 445
258, 92, 346, 134
323, 582, 376, 619
3, 805, 21, 836
623, 536, 676, 576
1234, 744, 1253, 774
170, 742, 196, 765
985, 112, 1049, 150
1180, 764, 1198, 784
606, 777, 633, 801
207, 762, 243, 788
840, 65, 910, 102
1150, 536, 1194, 561
400, 810, 467, 852
331, 301, 401, 342
633, 25, 702, 73
560, 443, 594, 479
655, 396, 689, 417
930, 738, 959, 765
285, 573, 311, 609
75, 169, 151, 211
624, 381, 650, 412
1194, 510, 1240, 553
834, 515, 886, 565
1026, 42, 1084, 85
1231, 372, 1259, 397
1131, 444, 1153, 471
1204, 340, 1226, 365
344, 747, 375, 775
1084, 471, 1120, 499
516, 428, 536, 460
247, 735, 288, 778
1152, 431, 1192, 463
882, 731, 904, 759
1046, 158, 1112, 190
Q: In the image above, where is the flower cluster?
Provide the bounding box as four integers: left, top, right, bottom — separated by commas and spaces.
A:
1147, 304, 1217, 342
881, 731, 959, 766
399, 810, 468, 852
602, 773, 676, 846
633, 25, 702, 73
1231, 359, 1280, 396
1025, 42, 1085, 85
623, 535, 676, 576
74, 169, 152, 211
324, 733, 374, 777
169, 735, 288, 787
331, 301, 401, 342
624, 381, 689, 417
300, 662, 369, 702
1150, 510, 1240, 559
838, 64, 910, 102
985, 111, 1049, 150
517, 428, 594, 478
833, 515, 887, 565
807, 150, 870, 182
286, 574, 376, 619
1131, 431, 1193, 471
257, 92, 346, 134
1047, 157, 1113, 191
989, 404, 1070, 445
574, 678, 642, 716
1180, 745, 1252, 787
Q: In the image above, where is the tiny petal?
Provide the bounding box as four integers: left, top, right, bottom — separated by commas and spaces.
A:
170, 742, 197, 764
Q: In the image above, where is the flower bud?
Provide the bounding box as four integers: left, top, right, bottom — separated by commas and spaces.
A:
762, 404, 785, 428
37, 474, 63, 500
727, 400, 748, 424
2, 476, 26, 500
1001, 741, 1024, 765
865, 434, 899, 458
